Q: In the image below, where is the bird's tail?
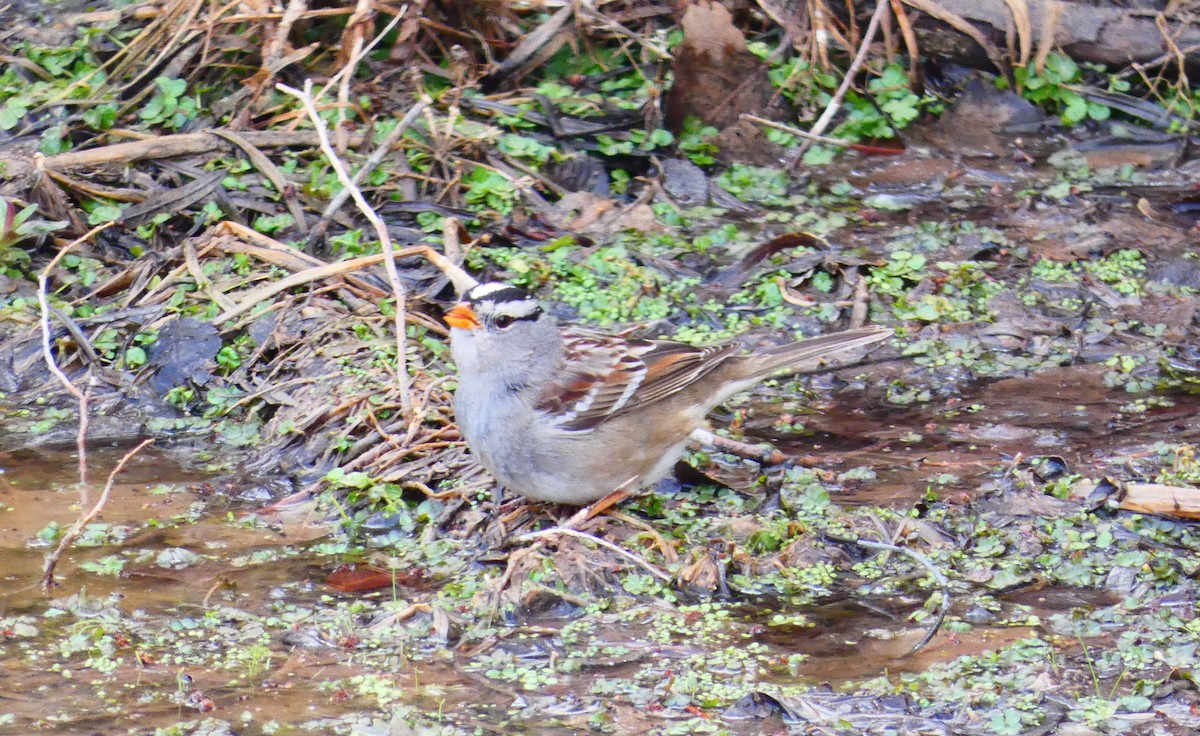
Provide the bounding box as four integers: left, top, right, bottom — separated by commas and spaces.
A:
748, 327, 893, 379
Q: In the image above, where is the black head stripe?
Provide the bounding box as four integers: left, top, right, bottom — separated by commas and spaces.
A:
466, 283, 532, 306
466, 283, 542, 324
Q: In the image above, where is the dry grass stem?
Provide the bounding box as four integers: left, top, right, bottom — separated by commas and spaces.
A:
1003, 0, 1032, 70
901, 0, 1010, 79
517, 527, 672, 582
791, 0, 890, 165
1034, 0, 1064, 74
42, 438, 156, 591
888, 0, 920, 82
277, 80, 414, 413
741, 113, 853, 148
37, 221, 117, 489
307, 94, 433, 248
312, 4, 407, 108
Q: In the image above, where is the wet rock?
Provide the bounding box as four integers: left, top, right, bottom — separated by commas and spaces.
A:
146, 317, 222, 394
847, 155, 957, 189
0, 348, 18, 393
1073, 137, 1183, 170
248, 310, 279, 349
544, 153, 610, 196
1149, 256, 1200, 290
659, 157, 708, 206
961, 604, 996, 624
921, 77, 1047, 157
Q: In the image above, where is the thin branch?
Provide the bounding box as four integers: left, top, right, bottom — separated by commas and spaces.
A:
42, 438, 155, 591
305, 95, 432, 249
311, 5, 408, 108
278, 80, 413, 413
37, 221, 116, 489
741, 113, 854, 148
790, 0, 890, 167
37, 222, 113, 399
854, 537, 951, 655
691, 427, 785, 465
516, 527, 672, 583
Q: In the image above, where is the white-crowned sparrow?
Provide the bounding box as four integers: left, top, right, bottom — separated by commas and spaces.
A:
446, 282, 891, 505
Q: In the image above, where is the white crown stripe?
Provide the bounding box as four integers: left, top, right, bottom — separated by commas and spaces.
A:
468, 282, 514, 298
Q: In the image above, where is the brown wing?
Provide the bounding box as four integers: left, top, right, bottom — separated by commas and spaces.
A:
536, 330, 741, 432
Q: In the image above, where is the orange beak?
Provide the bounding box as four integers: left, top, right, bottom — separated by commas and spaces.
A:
444, 303, 481, 331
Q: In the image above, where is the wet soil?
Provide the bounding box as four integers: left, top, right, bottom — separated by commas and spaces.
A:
3, 356, 1196, 733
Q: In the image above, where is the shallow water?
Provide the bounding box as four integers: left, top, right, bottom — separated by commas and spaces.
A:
3, 357, 1193, 733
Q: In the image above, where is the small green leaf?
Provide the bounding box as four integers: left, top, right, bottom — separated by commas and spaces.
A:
1087, 102, 1111, 121
1044, 53, 1079, 82
802, 145, 836, 166
125, 346, 147, 368
156, 76, 187, 98
83, 104, 118, 130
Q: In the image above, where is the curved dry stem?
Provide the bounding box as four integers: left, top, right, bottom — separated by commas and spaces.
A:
37, 221, 117, 490
277, 80, 413, 413
516, 527, 672, 583
854, 537, 952, 655
42, 438, 155, 591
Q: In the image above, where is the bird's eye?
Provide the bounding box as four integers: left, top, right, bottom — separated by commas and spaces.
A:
493, 315, 516, 329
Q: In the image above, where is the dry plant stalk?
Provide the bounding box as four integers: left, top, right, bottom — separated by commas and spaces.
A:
791, 0, 891, 165
43, 130, 367, 171
306, 93, 431, 248
742, 113, 853, 148
902, 0, 1010, 79
42, 438, 155, 591
1034, 0, 1065, 74
321, 3, 408, 95
277, 80, 415, 413
1156, 13, 1194, 116
1003, 0, 1032, 70
516, 527, 672, 583
37, 221, 116, 492
889, 0, 921, 85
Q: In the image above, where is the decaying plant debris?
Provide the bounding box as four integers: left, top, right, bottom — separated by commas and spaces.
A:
3, 0, 1200, 733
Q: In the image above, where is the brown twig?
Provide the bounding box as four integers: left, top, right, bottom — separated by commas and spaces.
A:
43, 130, 366, 170
37, 222, 115, 490
305, 95, 432, 248
278, 80, 415, 412
690, 427, 785, 465
42, 438, 155, 591
1114, 42, 1200, 80
790, 0, 890, 167
889, 0, 922, 86
1003, 0, 1032, 70
1033, 0, 1065, 75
